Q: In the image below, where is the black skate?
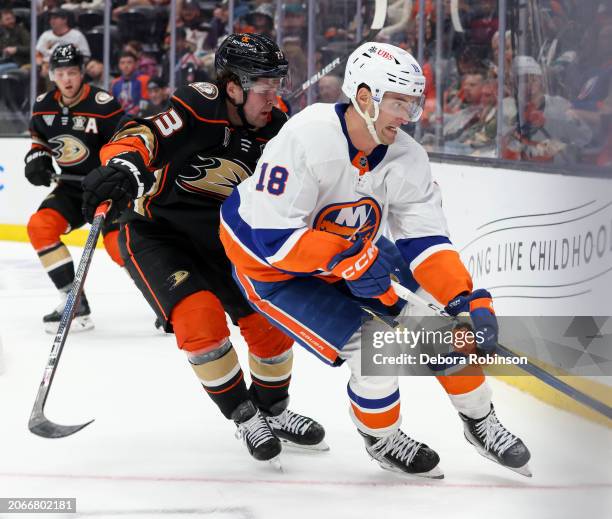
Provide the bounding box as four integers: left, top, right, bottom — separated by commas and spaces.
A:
460, 404, 532, 477
232, 401, 282, 466
359, 429, 443, 479
43, 291, 93, 334
266, 408, 329, 451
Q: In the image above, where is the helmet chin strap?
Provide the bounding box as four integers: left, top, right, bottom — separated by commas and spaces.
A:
351, 97, 382, 145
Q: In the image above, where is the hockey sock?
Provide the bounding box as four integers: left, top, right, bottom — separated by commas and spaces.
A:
248, 350, 293, 414
38, 242, 75, 291
187, 340, 250, 419
27, 208, 75, 291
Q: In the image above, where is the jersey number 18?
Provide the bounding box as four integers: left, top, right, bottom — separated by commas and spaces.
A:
255, 162, 288, 196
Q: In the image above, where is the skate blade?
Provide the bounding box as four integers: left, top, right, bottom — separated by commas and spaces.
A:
44, 316, 94, 335
268, 455, 283, 471
467, 436, 532, 478
377, 459, 444, 479
280, 438, 330, 452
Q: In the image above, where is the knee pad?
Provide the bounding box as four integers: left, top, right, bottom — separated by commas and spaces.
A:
238, 312, 293, 359
170, 291, 230, 353
27, 208, 69, 251
102, 230, 125, 267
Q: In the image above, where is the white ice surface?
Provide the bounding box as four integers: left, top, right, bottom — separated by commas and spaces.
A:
0, 241, 610, 519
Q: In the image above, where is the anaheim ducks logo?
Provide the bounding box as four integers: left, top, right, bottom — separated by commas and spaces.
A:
176, 156, 251, 200
165, 270, 190, 291
48, 134, 89, 167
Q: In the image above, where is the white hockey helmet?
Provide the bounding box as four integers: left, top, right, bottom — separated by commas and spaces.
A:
342, 42, 426, 143
343, 42, 426, 103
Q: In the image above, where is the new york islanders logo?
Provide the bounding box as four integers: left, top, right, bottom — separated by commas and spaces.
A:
314, 197, 381, 242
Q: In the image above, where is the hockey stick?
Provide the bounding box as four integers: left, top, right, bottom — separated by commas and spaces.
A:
51, 173, 83, 183
28, 201, 111, 438
389, 280, 612, 421
287, 0, 388, 102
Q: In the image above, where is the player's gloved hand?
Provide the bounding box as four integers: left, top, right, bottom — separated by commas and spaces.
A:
327, 237, 398, 306
445, 289, 498, 353
82, 152, 152, 223
24, 148, 54, 187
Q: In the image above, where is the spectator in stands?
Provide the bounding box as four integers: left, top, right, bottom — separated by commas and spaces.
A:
488, 30, 513, 96
84, 58, 104, 88
203, 1, 229, 50
569, 22, 612, 155
111, 51, 149, 116
443, 70, 488, 146
123, 40, 159, 78
162, 27, 208, 87
36, 8, 91, 64
60, 0, 105, 10
317, 74, 344, 103
503, 55, 592, 164
282, 2, 307, 42
0, 8, 30, 73
245, 3, 275, 40
178, 0, 208, 51
140, 76, 169, 117
113, 0, 169, 23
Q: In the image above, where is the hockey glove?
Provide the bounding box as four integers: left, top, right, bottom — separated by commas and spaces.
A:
82, 152, 153, 223
445, 289, 498, 353
24, 148, 54, 187
327, 237, 398, 306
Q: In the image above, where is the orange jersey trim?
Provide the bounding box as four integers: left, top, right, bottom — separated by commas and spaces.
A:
172, 95, 229, 124
412, 249, 472, 305
235, 271, 340, 364
100, 137, 152, 168
124, 223, 168, 320
72, 107, 123, 119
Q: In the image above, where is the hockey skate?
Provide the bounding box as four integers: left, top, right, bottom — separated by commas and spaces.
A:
232, 401, 282, 468
266, 408, 329, 451
460, 404, 532, 477
359, 429, 444, 479
43, 291, 93, 334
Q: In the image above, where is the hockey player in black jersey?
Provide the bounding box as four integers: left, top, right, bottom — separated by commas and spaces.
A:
25, 44, 124, 333
81, 34, 327, 463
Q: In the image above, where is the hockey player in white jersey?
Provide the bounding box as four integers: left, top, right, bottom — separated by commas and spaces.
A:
220, 42, 531, 478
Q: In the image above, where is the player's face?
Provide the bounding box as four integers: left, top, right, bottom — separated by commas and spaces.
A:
53, 66, 83, 100
242, 78, 285, 128
375, 92, 424, 144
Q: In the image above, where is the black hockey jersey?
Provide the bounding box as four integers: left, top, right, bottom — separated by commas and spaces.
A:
29, 84, 124, 176
101, 81, 287, 232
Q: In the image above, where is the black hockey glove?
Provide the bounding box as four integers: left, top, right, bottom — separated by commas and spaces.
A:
82, 152, 153, 223
24, 148, 54, 187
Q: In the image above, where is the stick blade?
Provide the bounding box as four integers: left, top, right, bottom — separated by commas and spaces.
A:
29, 415, 94, 439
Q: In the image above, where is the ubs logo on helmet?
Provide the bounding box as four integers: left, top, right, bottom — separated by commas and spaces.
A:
48, 134, 89, 166
314, 197, 381, 242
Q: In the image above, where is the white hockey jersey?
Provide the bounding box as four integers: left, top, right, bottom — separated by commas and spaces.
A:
220, 103, 472, 305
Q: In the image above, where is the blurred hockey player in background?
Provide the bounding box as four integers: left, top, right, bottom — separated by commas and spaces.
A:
220, 42, 531, 478
81, 34, 326, 464
25, 44, 124, 334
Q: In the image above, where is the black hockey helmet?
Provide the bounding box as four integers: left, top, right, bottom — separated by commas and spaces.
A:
215, 33, 288, 90
50, 43, 83, 71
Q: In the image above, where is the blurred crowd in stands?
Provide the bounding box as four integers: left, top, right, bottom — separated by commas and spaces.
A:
0, 0, 610, 169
